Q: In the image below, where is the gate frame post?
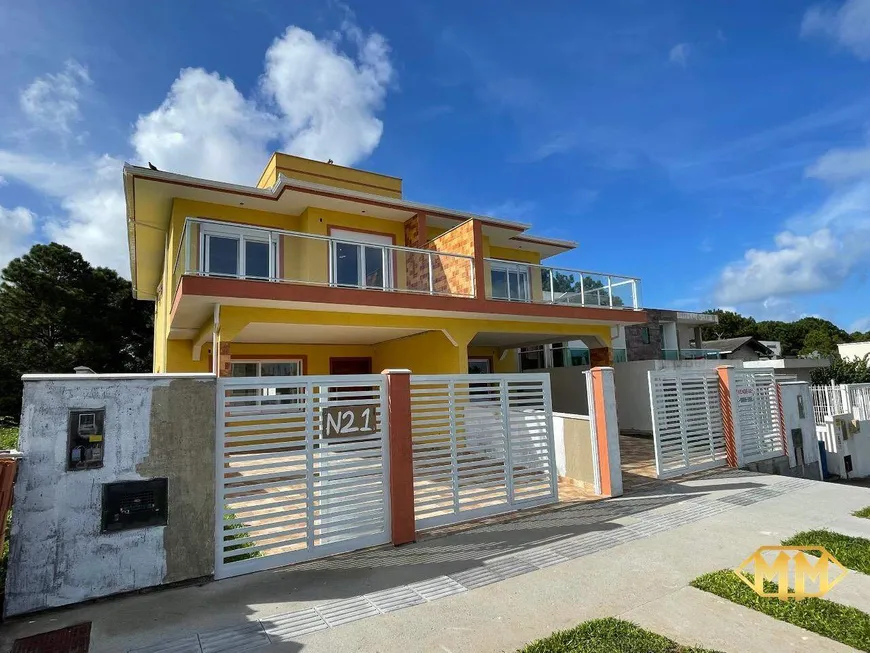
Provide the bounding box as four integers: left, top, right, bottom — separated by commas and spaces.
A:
717, 365, 744, 468
382, 369, 416, 546
588, 367, 622, 498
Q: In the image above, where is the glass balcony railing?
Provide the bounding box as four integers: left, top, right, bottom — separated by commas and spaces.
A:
662, 349, 721, 360
482, 259, 641, 309
171, 217, 476, 300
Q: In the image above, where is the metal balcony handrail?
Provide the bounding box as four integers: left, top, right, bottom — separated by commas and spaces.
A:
172, 216, 477, 299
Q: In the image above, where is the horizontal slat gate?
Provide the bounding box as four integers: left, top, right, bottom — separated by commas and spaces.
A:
734, 369, 784, 464
409, 373, 557, 530
215, 375, 390, 579
648, 369, 727, 478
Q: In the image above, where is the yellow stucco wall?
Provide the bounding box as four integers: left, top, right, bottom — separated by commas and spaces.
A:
468, 347, 519, 373
256, 153, 403, 198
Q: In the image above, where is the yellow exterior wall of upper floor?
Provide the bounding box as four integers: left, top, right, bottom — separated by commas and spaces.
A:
256, 153, 403, 198
165, 199, 414, 309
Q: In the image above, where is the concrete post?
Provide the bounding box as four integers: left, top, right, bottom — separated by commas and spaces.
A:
588, 367, 622, 497
382, 369, 416, 545
717, 366, 743, 468
779, 382, 823, 480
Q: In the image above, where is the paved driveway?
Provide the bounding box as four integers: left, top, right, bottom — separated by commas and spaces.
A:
3, 469, 870, 653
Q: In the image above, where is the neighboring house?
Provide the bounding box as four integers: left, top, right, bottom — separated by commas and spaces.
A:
703, 336, 774, 361
759, 340, 783, 358
619, 309, 719, 362
124, 153, 646, 378
839, 341, 870, 361
518, 308, 718, 371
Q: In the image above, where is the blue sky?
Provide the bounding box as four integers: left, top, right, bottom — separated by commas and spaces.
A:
1, 0, 869, 331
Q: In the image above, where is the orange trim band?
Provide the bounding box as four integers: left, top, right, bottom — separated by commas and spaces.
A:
717, 367, 739, 467
174, 276, 646, 325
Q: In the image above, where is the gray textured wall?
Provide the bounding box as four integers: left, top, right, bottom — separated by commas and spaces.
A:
6, 375, 215, 616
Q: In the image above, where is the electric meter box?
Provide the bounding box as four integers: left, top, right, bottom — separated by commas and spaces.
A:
67, 408, 105, 471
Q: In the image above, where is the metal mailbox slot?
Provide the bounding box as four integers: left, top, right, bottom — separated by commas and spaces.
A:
101, 479, 168, 532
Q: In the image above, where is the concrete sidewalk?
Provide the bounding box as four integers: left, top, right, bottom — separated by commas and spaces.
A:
3, 469, 870, 652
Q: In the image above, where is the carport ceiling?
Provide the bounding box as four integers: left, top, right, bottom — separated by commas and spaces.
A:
234, 323, 430, 345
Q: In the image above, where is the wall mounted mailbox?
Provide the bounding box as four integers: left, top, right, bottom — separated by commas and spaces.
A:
67, 409, 105, 470
101, 478, 168, 532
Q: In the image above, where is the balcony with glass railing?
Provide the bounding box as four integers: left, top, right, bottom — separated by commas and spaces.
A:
171, 217, 476, 300
482, 259, 641, 309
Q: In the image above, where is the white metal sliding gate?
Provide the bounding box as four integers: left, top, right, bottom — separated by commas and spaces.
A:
215, 375, 390, 579
733, 369, 784, 464
409, 373, 558, 530
648, 369, 728, 478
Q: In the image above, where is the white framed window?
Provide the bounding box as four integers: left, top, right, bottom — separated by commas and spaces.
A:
200, 223, 277, 280
490, 261, 530, 301
230, 359, 304, 406
328, 229, 393, 290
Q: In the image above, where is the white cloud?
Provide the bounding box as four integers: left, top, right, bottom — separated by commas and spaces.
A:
850, 315, 870, 332
132, 23, 393, 185
0, 204, 36, 270
806, 137, 870, 182
715, 227, 870, 304
477, 200, 536, 222
801, 0, 870, 59
131, 68, 277, 186
0, 150, 128, 273
19, 59, 91, 134
714, 117, 870, 307
0, 18, 394, 275
669, 43, 690, 67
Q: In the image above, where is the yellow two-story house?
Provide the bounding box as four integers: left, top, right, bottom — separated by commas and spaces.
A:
123, 153, 646, 379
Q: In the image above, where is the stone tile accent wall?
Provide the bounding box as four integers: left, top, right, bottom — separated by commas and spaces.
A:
624, 308, 665, 361
426, 220, 476, 297
403, 214, 430, 293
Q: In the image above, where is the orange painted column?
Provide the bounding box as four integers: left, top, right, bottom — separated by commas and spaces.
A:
589, 367, 622, 497
775, 383, 789, 456
383, 369, 416, 545
717, 366, 741, 467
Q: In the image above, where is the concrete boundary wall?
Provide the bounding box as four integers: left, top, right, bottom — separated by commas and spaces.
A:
553, 412, 597, 492
614, 359, 739, 434
6, 374, 216, 616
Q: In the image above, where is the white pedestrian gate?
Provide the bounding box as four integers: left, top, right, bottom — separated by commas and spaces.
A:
215, 375, 390, 579
733, 369, 784, 464
648, 369, 728, 478
409, 373, 558, 530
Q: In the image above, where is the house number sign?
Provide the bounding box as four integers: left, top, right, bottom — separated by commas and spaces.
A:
323, 404, 377, 438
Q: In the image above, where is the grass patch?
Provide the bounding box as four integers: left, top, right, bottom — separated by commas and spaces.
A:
782, 529, 870, 575
854, 506, 870, 520
0, 426, 18, 451
223, 513, 261, 563
691, 570, 870, 651
518, 618, 721, 653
